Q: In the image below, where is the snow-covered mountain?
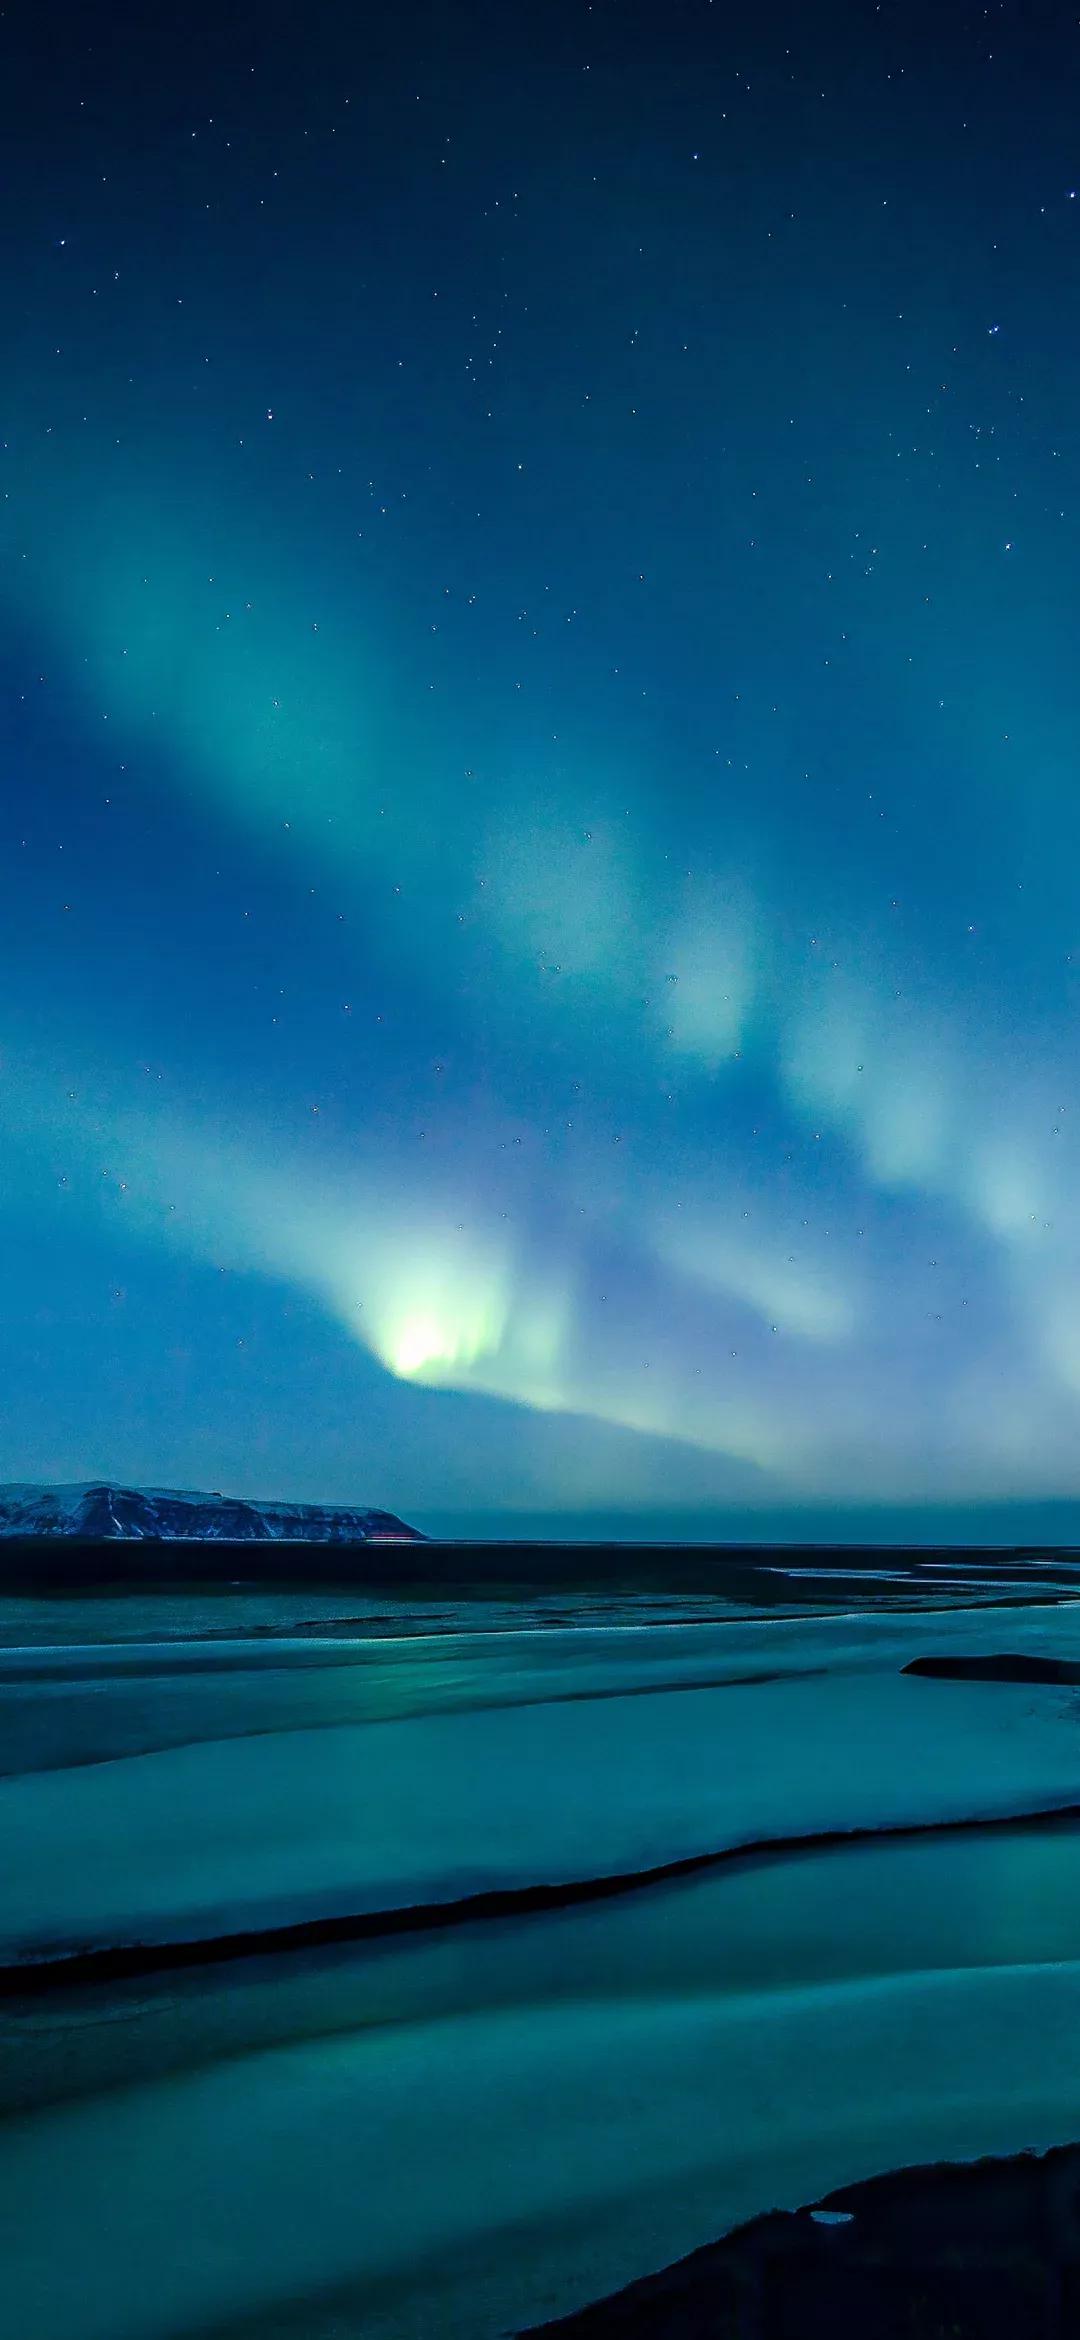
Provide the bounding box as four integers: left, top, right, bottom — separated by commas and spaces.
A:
0, 1482, 424, 1542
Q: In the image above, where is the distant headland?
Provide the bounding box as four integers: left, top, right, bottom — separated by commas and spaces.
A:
0, 1482, 424, 1545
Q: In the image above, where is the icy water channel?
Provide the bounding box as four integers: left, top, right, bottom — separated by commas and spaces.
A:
6, 1559, 1080, 2338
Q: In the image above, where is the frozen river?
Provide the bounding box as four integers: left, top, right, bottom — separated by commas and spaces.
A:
5, 1563, 1080, 2337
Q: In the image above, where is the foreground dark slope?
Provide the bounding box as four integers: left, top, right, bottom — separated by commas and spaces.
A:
526, 2141, 1080, 2338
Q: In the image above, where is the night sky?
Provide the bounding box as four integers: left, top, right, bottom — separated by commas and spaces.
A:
3, 0, 1080, 1537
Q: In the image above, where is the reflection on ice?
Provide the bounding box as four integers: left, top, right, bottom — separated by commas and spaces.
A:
5, 1579, 1080, 2338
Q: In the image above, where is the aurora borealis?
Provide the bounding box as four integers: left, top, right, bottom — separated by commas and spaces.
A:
3, 0, 1080, 1535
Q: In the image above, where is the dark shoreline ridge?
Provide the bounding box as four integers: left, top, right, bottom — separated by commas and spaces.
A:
5, 1533, 1080, 1595
522, 2140, 1080, 2337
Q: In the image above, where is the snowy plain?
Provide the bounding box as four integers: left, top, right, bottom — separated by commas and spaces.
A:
5, 1576, 1080, 2338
